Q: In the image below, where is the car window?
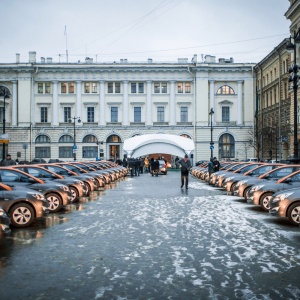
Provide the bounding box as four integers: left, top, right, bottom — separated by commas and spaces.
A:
268, 168, 293, 178
27, 168, 52, 178
0, 170, 30, 182
253, 166, 272, 175
288, 173, 300, 182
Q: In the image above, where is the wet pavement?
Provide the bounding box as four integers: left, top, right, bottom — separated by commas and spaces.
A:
0, 171, 300, 299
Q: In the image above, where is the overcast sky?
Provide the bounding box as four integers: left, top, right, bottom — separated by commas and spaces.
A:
1, 0, 291, 64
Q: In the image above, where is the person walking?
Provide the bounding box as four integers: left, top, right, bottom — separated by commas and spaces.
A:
208, 157, 215, 178
2, 154, 16, 166
153, 158, 159, 177
150, 157, 155, 176
128, 158, 135, 177
175, 156, 179, 169
134, 158, 141, 176
178, 154, 191, 189
213, 157, 221, 172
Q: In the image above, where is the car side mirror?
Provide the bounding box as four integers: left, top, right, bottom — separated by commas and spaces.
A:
284, 178, 292, 183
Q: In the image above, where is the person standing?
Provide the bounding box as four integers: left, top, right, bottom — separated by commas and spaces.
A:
134, 158, 141, 176
144, 157, 149, 173
213, 157, 221, 172
175, 156, 179, 169
208, 157, 215, 178
153, 158, 159, 177
2, 154, 16, 166
150, 157, 155, 176
178, 154, 191, 189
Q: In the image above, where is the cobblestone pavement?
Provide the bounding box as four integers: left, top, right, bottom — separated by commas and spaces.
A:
0, 171, 300, 300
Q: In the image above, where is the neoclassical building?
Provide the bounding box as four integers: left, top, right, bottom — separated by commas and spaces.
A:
0, 52, 255, 163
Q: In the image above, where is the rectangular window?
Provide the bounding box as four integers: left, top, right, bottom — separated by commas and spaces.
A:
64, 107, 71, 123
68, 83, 75, 94
134, 107, 141, 123
92, 82, 97, 93
40, 107, 48, 123
61, 83, 67, 93
87, 107, 95, 122
177, 83, 183, 93
38, 83, 44, 94
111, 107, 118, 122
45, 83, 51, 94
185, 83, 191, 93
157, 106, 164, 122
161, 83, 167, 93
138, 83, 144, 93
108, 83, 113, 93
222, 106, 230, 122
180, 106, 188, 122
59, 147, 73, 158
131, 83, 137, 93
84, 83, 90, 93
82, 146, 98, 158
115, 82, 121, 93
35, 147, 50, 158
154, 83, 160, 93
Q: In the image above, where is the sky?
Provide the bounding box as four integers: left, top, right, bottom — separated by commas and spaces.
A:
1, 0, 291, 64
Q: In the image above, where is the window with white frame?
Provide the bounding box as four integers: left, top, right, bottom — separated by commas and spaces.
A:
37, 82, 51, 94
157, 106, 165, 122
180, 106, 188, 122
40, 107, 48, 123
222, 106, 230, 122
154, 82, 167, 94
131, 82, 144, 93
35, 147, 50, 158
87, 107, 95, 122
64, 107, 71, 123
177, 82, 191, 93
84, 82, 97, 93
108, 82, 121, 94
134, 107, 141, 123
111, 107, 118, 122
217, 85, 235, 95
61, 82, 75, 94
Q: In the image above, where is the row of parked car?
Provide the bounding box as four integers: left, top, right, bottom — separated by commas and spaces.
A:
0, 160, 127, 232
191, 161, 300, 226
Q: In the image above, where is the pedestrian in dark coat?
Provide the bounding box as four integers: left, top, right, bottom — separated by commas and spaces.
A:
134, 158, 141, 176
153, 159, 159, 177
213, 157, 221, 172
208, 157, 215, 177
128, 158, 135, 177
150, 157, 155, 176
178, 154, 192, 189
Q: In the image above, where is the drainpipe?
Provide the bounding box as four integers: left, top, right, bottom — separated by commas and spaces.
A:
276, 49, 282, 160
188, 66, 196, 164
31, 66, 38, 161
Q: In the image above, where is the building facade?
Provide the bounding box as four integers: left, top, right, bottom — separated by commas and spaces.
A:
0, 53, 255, 163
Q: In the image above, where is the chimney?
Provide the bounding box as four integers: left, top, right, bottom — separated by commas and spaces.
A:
41, 57, 45, 63
46, 57, 52, 63
219, 58, 225, 63
120, 59, 124, 63
192, 54, 197, 64
29, 51, 36, 63
16, 53, 20, 63
147, 58, 153, 64
123, 59, 128, 63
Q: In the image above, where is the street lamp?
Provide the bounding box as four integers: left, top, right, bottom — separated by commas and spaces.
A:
0, 87, 11, 160
209, 108, 214, 158
69, 116, 81, 161
286, 29, 300, 159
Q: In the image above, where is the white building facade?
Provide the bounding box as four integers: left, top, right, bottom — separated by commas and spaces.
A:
0, 52, 255, 163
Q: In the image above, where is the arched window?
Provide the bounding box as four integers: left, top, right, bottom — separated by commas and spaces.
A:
82, 135, 98, 143
106, 135, 121, 143
59, 135, 74, 143
219, 133, 235, 158
35, 135, 50, 143
217, 85, 235, 95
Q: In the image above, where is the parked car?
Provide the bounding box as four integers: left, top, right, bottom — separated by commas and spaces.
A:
158, 160, 168, 175
48, 159, 64, 163
247, 170, 300, 211
0, 205, 11, 233
0, 182, 48, 227
269, 187, 300, 225
31, 158, 46, 164
0, 167, 72, 212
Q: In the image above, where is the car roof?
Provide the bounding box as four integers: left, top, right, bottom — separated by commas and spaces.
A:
258, 164, 300, 179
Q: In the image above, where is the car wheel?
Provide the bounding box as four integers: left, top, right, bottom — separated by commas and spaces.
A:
9, 203, 34, 228
243, 186, 251, 199
69, 186, 79, 202
85, 182, 92, 196
260, 192, 273, 212
164, 171, 167, 175
230, 182, 237, 192
46, 193, 63, 213
287, 202, 300, 226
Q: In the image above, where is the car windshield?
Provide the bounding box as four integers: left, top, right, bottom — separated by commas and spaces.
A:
27, 167, 55, 178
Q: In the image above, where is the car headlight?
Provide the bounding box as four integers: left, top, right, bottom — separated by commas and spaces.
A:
273, 192, 294, 203
237, 180, 248, 187
0, 208, 5, 216
75, 180, 84, 185
57, 185, 70, 192
251, 184, 265, 192
27, 192, 45, 200
225, 177, 234, 183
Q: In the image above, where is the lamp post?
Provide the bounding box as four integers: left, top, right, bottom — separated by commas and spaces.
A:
0, 87, 11, 161
286, 29, 300, 159
69, 116, 81, 161
209, 108, 214, 158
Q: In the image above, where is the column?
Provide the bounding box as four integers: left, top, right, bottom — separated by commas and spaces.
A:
122, 80, 129, 126
11, 81, 17, 126
99, 80, 105, 126
52, 81, 58, 126
237, 80, 243, 125
169, 80, 176, 126
76, 80, 82, 120
209, 80, 215, 124
146, 80, 152, 126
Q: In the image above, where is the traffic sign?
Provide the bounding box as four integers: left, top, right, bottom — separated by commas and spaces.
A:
73, 145, 78, 150
210, 145, 214, 150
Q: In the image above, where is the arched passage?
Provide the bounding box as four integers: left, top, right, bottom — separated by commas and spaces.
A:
123, 134, 194, 158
